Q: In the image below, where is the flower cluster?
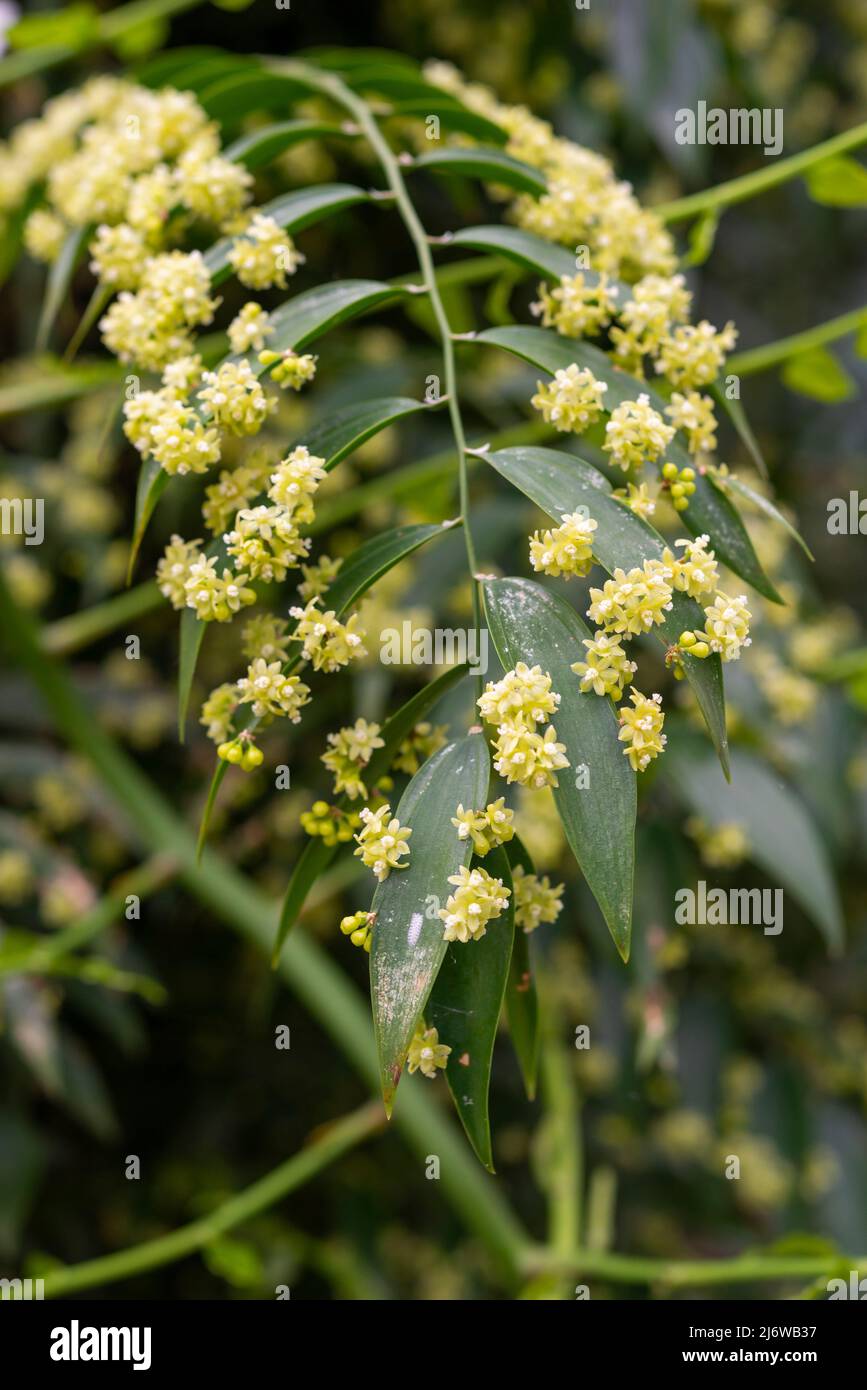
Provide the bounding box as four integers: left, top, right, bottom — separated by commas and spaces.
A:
529, 510, 597, 578
532, 271, 619, 338
322, 719, 385, 800
438, 864, 511, 943
406, 1024, 451, 1078
618, 689, 667, 772
228, 302, 275, 354
104, 250, 219, 370
587, 559, 674, 636
603, 394, 675, 472
235, 659, 311, 722
682, 591, 753, 663
571, 632, 637, 700
354, 804, 412, 882
227, 212, 304, 289
478, 664, 569, 789
531, 364, 608, 433
184, 556, 256, 623
288, 599, 368, 672
259, 348, 319, 391
664, 392, 718, 456
512, 865, 564, 933
451, 798, 515, 856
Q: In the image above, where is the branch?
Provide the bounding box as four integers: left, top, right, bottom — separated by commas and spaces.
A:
655, 120, 867, 224
728, 303, 867, 377
42, 1104, 384, 1297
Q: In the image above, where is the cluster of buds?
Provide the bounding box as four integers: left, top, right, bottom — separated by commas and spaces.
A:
661, 460, 698, 513
339, 910, 375, 952
300, 800, 360, 847
216, 733, 264, 772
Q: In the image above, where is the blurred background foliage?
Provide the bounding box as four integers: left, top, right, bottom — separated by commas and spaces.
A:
1, 0, 866, 1300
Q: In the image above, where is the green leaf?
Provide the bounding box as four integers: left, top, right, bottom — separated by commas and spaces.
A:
412, 147, 547, 197
135, 48, 250, 90
484, 446, 729, 775
805, 155, 867, 207
370, 733, 491, 1114
272, 664, 470, 959
223, 120, 358, 171
780, 346, 856, 403
713, 469, 814, 560
449, 225, 579, 281
199, 70, 318, 123
301, 395, 439, 470
504, 835, 540, 1100
388, 99, 507, 146
710, 382, 768, 480
203, 186, 369, 284
428, 845, 515, 1170
667, 748, 844, 954
256, 280, 405, 364
324, 521, 458, 617
8, 3, 97, 51
35, 225, 90, 353
128, 459, 170, 582
482, 576, 636, 959
472, 325, 781, 602
178, 608, 207, 743
683, 208, 720, 267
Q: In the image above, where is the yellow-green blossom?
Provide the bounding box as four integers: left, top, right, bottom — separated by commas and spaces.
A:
512, 864, 564, 932
603, 393, 674, 472
354, 803, 412, 881
531, 364, 608, 433
618, 688, 666, 771
406, 1024, 450, 1077
438, 863, 510, 943
529, 510, 597, 578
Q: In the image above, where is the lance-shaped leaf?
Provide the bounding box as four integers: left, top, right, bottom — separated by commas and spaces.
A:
370, 733, 490, 1115
713, 468, 813, 560
35, 224, 90, 352
199, 70, 319, 122
136, 48, 252, 90
666, 748, 844, 954
324, 520, 459, 617
484, 445, 729, 775
223, 120, 358, 171
273, 663, 469, 959
301, 395, 439, 470
222, 281, 405, 377
472, 325, 781, 602
428, 845, 515, 1170
178, 607, 207, 742
203, 186, 369, 284
388, 99, 507, 146
483, 576, 636, 959
711, 382, 768, 481
128, 459, 169, 582
448, 225, 629, 294
412, 147, 547, 197
504, 836, 540, 1100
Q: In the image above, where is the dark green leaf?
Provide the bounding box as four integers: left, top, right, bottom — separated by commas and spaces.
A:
178, 608, 207, 742
198, 70, 318, 122
714, 469, 813, 560
272, 664, 470, 958
301, 395, 438, 470
388, 99, 507, 146
711, 381, 768, 480
262, 280, 405, 360
483, 576, 636, 959
324, 521, 457, 617
412, 147, 547, 197
485, 446, 729, 775
35, 225, 89, 352
128, 459, 170, 582
449, 225, 579, 281
428, 845, 515, 1170
203, 186, 369, 284
667, 748, 844, 954
504, 835, 540, 1100
473, 326, 781, 602
223, 120, 358, 171
370, 733, 491, 1113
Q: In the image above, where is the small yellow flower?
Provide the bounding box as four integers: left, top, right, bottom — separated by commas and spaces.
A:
406, 1024, 450, 1078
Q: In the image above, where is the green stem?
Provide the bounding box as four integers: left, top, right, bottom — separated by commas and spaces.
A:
522, 1247, 867, 1290
728, 303, 867, 377
42, 853, 178, 961
41, 580, 161, 656
540, 1026, 582, 1257
655, 120, 867, 223
42, 1103, 384, 1297
1, 567, 530, 1281
282, 61, 484, 699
